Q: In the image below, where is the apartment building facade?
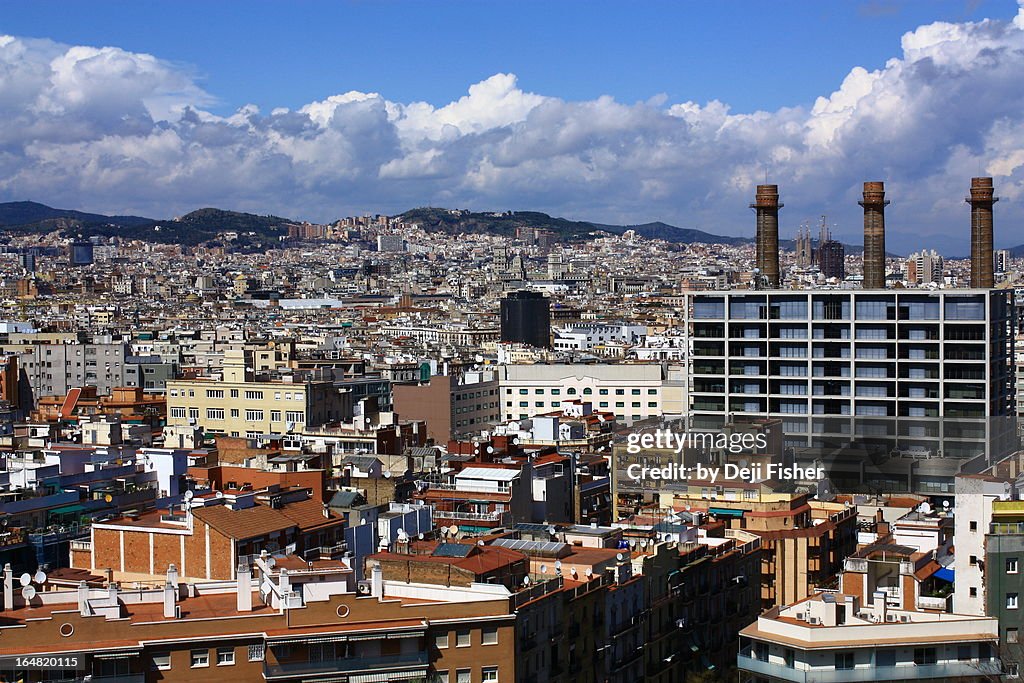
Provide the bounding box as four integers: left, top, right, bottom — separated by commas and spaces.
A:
166, 351, 348, 440
393, 370, 501, 442
686, 289, 1017, 492
499, 363, 683, 425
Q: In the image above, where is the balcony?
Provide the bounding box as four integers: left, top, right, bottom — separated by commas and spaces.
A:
264, 652, 429, 680
433, 510, 508, 523
737, 654, 1002, 682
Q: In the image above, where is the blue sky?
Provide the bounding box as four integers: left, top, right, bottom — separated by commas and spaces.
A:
1, 0, 1024, 254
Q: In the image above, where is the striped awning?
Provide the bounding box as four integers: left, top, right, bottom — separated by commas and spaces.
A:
92, 651, 139, 659
349, 671, 428, 683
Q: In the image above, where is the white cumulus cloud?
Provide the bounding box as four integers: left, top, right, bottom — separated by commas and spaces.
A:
2, 5, 1024, 253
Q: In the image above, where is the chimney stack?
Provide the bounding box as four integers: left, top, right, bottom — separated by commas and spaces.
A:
751, 185, 782, 288
859, 181, 889, 289
967, 177, 997, 288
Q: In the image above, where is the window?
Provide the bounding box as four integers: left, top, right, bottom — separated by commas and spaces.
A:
970, 587, 978, 597
230, 408, 239, 418
834, 652, 854, 670
970, 521, 978, 531
970, 555, 978, 566
152, 652, 171, 670
170, 407, 187, 419
456, 670, 471, 683
436, 673, 450, 683
206, 389, 224, 398
248, 644, 265, 661
913, 648, 937, 665
482, 627, 498, 645
217, 648, 235, 666
271, 410, 281, 422
957, 645, 972, 661
188, 408, 199, 420
519, 389, 528, 395
599, 389, 608, 395
482, 667, 499, 682
1010, 628, 1020, 644
1009, 593, 1019, 609
245, 410, 264, 422
191, 649, 209, 668
784, 648, 795, 668
875, 650, 896, 668
230, 389, 239, 398
1009, 558, 1019, 574
435, 633, 449, 649
457, 629, 471, 647
206, 408, 224, 420
1009, 663, 1020, 678
285, 410, 304, 423
244, 390, 264, 400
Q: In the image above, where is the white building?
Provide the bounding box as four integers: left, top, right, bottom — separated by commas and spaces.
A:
499, 363, 682, 424
954, 473, 1015, 616
739, 590, 1000, 682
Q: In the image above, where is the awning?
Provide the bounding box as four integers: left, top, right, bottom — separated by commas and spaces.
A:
935, 567, 955, 582
49, 503, 89, 515
708, 507, 745, 518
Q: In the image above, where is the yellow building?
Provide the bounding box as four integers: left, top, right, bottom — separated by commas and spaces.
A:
167, 350, 348, 441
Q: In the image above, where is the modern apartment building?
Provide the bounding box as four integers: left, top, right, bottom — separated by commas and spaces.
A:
686, 289, 1017, 493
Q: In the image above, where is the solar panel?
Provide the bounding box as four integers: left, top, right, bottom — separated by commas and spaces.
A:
492, 538, 569, 558
432, 543, 474, 558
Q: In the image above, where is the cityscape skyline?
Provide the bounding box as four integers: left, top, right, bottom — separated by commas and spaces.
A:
1, 2, 1023, 254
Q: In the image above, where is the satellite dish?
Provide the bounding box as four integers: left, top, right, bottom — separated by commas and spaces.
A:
360, 518, 367, 525
629, 539, 637, 548
477, 540, 485, 547
18, 573, 31, 587
585, 567, 593, 577
555, 560, 562, 570
616, 553, 624, 561
215, 491, 224, 499
104, 494, 113, 503
184, 490, 194, 501
34, 571, 46, 585
449, 525, 459, 536
540, 565, 548, 574
547, 525, 556, 536
943, 500, 950, 508
21, 585, 35, 601
523, 576, 531, 586
383, 471, 392, 479
418, 533, 424, 540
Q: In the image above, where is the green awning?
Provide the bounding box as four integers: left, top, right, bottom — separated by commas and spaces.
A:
708, 507, 745, 518
49, 503, 89, 515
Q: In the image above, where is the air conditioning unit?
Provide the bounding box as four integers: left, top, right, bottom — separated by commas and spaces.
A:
356, 580, 372, 595
796, 613, 805, 621
885, 614, 897, 622
899, 615, 910, 623
808, 616, 820, 625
